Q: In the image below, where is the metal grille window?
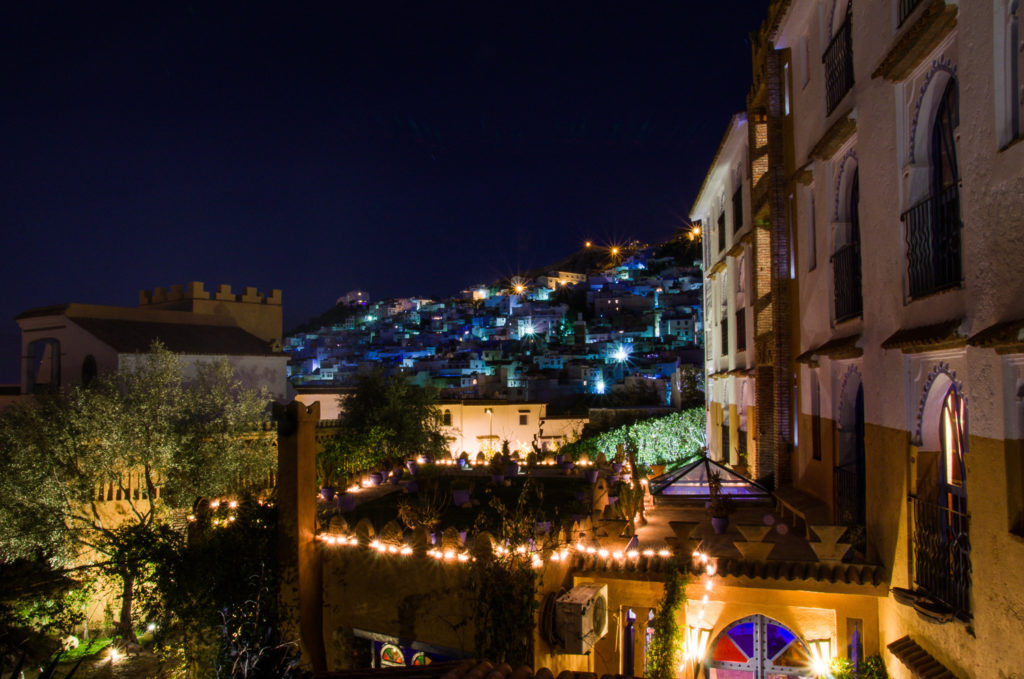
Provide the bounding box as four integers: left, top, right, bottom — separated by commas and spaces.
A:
720, 316, 729, 355
902, 80, 961, 299
718, 211, 726, 252
833, 169, 863, 321
823, 9, 854, 115
898, 0, 924, 26
911, 386, 971, 619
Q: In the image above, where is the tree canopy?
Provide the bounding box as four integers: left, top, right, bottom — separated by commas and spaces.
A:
0, 344, 274, 638
319, 370, 446, 485
557, 407, 706, 467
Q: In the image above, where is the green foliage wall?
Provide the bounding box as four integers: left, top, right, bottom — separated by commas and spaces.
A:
559, 407, 705, 467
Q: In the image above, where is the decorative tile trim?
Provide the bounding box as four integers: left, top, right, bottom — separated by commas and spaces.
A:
912, 361, 965, 446
837, 364, 862, 430
908, 57, 956, 164
833, 148, 858, 221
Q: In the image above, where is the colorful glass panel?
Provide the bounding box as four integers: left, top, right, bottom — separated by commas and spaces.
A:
411, 652, 431, 666
771, 640, 809, 668
728, 622, 755, 658
380, 644, 405, 667
713, 634, 749, 663
764, 623, 795, 660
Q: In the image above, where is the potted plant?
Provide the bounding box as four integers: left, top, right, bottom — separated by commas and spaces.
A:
489, 456, 506, 485
707, 470, 734, 534
317, 453, 338, 501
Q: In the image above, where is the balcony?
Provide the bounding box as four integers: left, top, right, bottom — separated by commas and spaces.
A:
898, 0, 925, 26
901, 184, 962, 299
823, 12, 854, 115
831, 242, 863, 322
910, 495, 971, 620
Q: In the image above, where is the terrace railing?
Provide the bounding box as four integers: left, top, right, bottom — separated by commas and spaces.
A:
823, 12, 855, 115
902, 184, 962, 299
910, 494, 971, 619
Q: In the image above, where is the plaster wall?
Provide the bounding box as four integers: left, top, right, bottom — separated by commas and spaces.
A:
18, 316, 119, 392
439, 402, 550, 457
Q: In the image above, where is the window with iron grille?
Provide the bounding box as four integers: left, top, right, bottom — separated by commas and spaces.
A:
720, 316, 728, 355
823, 9, 854, 115
902, 79, 961, 299
898, 0, 924, 26
718, 211, 726, 252
833, 169, 863, 322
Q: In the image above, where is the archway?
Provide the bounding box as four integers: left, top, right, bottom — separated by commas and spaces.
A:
836, 369, 866, 529
708, 615, 813, 678
912, 368, 971, 618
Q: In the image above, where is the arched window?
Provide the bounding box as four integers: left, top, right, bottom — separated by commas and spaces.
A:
833, 167, 862, 322
911, 381, 970, 619
708, 615, 811, 677
442, 409, 452, 427
904, 78, 961, 299
26, 338, 61, 393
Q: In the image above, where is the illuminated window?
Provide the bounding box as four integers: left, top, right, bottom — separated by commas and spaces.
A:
911, 383, 970, 618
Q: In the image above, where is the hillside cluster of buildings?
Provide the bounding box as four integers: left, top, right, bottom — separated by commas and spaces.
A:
284, 246, 704, 411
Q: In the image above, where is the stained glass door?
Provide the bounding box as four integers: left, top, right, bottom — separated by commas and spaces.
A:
708, 615, 812, 679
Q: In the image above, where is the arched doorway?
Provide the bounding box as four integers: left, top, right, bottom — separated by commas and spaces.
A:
836, 382, 866, 528
708, 615, 813, 678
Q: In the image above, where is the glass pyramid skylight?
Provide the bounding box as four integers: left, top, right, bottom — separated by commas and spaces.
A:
651, 455, 772, 503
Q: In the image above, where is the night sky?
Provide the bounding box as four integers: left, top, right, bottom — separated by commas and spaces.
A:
1, 1, 769, 383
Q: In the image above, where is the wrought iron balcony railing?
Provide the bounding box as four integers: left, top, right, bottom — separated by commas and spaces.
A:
823, 12, 854, 115
901, 184, 962, 299
834, 465, 864, 526
831, 241, 863, 322
910, 495, 971, 619
898, 0, 924, 26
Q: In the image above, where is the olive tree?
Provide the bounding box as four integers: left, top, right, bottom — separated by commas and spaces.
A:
0, 343, 273, 641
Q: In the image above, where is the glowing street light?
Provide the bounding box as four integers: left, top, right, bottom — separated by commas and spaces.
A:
613, 345, 630, 362
585, 240, 592, 247
610, 246, 620, 256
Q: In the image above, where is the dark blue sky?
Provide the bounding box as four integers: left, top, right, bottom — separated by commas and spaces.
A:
0, 1, 769, 382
